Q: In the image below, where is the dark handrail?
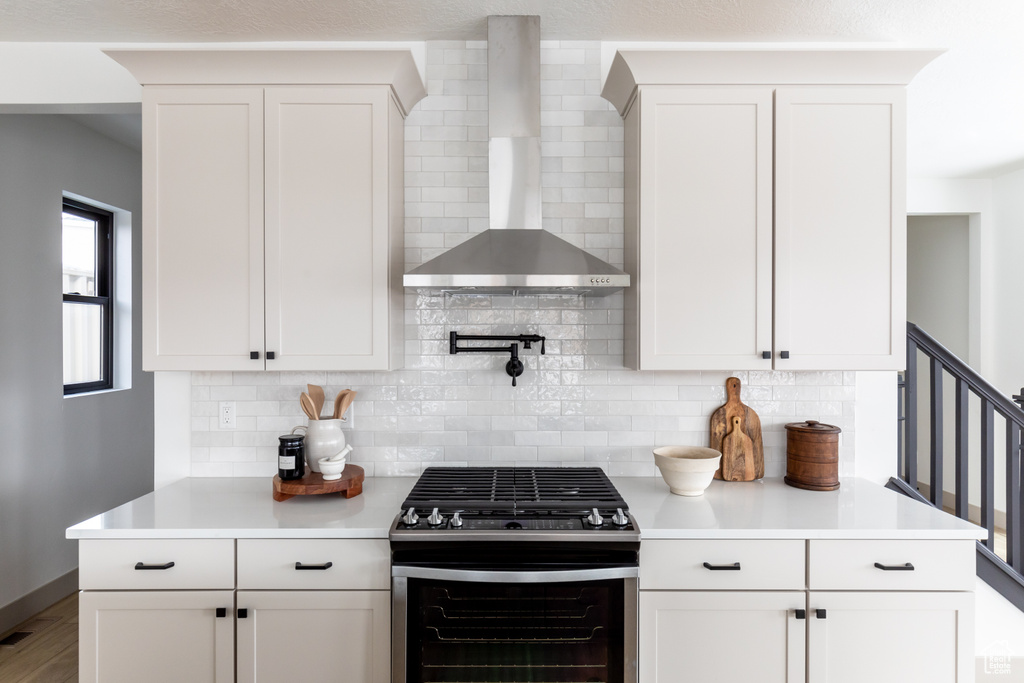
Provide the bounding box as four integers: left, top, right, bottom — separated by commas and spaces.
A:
901, 321, 1024, 612
908, 322, 1024, 427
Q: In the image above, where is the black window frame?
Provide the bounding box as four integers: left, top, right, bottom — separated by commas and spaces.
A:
62, 198, 114, 395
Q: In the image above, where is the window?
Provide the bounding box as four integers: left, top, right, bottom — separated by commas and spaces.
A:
62, 198, 113, 394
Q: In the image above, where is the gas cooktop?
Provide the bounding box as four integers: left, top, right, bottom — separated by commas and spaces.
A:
389, 466, 639, 542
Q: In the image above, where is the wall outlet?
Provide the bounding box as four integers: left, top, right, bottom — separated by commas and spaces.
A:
219, 401, 236, 429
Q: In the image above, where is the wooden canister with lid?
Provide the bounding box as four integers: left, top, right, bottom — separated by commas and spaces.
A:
784, 420, 841, 491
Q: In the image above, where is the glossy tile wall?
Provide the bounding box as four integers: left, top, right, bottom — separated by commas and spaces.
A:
188, 40, 857, 478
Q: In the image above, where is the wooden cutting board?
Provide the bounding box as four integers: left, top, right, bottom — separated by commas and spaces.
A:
273, 465, 364, 502
710, 377, 764, 481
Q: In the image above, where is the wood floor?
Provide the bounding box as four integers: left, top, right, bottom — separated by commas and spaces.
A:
0, 592, 77, 683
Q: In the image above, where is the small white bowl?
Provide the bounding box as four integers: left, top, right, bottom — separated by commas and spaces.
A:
317, 457, 347, 481
653, 446, 723, 496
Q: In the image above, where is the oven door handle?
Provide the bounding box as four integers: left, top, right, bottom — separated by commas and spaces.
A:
391, 565, 638, 583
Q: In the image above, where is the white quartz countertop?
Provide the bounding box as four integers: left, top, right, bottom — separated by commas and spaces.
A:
66, 476, 417, 539
617, 477, 986, 540
66, 474, 985, 541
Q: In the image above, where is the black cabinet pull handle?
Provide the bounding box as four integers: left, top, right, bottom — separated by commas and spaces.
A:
216, 608, 227, 618
238, 609, 248, 619
815, 609, 827, 619
134, 561, 175, 571
295, 561, 334, 570
874, 562, 915, 571
780, 350, 790, 359
702, 562, 741, 571
762, 351, 771, 359
266, 351, 276, 360
795, 609, 806, 620
250, 351, 260, 360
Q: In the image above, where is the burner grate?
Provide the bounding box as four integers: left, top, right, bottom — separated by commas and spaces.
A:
401, 467, 626, 512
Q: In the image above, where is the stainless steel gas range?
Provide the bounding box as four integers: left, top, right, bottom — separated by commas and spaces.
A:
389, 466, 640, 683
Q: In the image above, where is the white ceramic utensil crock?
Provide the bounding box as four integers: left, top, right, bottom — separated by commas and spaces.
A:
292, 419, 347, 473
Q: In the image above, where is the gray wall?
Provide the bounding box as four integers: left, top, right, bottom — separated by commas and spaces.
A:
907, 214, 971, 504
908, 215, 970, 359
0, 115, 152, 628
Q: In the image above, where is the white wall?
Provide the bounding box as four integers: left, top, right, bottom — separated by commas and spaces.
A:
992, 168, 1024, 399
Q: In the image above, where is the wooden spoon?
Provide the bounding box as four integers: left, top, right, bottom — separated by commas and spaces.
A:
334, 389, 357, 420
300, 392, 319, 421
307, 384, 325, 418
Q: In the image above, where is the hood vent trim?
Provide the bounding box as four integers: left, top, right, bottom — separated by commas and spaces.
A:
403, 15, 630, 297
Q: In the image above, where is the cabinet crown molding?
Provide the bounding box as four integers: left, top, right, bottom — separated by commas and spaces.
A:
104, 49, 426, 115
601, 47, 944, 115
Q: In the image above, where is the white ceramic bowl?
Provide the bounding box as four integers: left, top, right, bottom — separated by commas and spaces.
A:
317, 457, 347, 481
653, 446, 723, 496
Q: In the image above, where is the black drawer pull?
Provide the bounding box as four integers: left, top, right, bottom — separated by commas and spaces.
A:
238, 609, 248, 619
874, 562, 915, 571
216, 608, 227, 618
295, 561, 334, 570
794, 609, 806, 620
134, 561, 175, 571
815, 609, 827, 619
702, 562, 741, 571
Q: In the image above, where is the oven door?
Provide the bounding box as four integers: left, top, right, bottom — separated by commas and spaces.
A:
393, 565, 638, 683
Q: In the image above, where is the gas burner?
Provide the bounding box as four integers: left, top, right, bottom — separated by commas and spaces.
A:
390, 466, 639, 542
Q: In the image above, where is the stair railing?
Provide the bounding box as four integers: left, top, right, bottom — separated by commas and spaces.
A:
897, 322, 1024, 610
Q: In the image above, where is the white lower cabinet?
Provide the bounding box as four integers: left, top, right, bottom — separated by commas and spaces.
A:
638, 539, 976, 683
236, 590, 390, 683
639, 591, 806, 682
79, 590, 235, 683
78, 538, 391, 683
807, 591, 973, 683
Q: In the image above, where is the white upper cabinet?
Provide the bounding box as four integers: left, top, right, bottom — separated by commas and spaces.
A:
112, 50, 425, 372
143, 88, 266, 371
632, 87, 773, 370
264, 87, 403, 371
605, 49, 939, 371
774, 87, 906, 370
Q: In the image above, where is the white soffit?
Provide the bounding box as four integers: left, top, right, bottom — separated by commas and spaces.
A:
601, 47, 944, 116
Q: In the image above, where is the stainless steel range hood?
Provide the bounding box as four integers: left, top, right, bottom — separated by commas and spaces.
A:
403, 15, 630, 297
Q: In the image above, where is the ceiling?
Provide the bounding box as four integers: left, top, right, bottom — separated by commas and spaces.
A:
6, 0, 1024, 178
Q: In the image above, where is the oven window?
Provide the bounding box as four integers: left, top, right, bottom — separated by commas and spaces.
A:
407, 578, 625, 683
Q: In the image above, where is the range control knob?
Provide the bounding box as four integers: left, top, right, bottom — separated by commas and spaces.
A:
401, 508, 419, 526
450, 512, 463, 528
587, 508, 604, 527
427, 508, 445, 527
612, 508, 629, 526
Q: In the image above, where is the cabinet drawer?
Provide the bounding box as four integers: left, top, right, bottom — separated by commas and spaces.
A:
640, 540, 805, 590
79, 539, 235, 590
808, 539, 975, 591
237, 539, 389, 590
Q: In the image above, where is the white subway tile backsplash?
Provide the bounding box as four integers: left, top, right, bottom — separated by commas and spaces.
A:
186, 40, 857, 478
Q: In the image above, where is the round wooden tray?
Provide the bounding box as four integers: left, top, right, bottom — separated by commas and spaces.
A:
272, 464, 365, 502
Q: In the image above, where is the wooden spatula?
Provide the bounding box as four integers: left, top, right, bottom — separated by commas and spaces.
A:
333, 389, 357, 420
307, 384, 325, 418
300, 392, 319, 421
